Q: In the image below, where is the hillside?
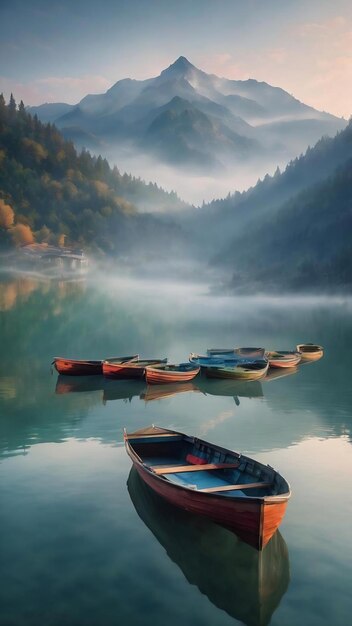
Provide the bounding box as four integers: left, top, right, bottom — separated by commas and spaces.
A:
204, 122, 352, 291
0, 95, 189, 259
220, 160, 352, 292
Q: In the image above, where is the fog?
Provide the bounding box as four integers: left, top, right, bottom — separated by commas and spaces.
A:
104, 145, 287, 208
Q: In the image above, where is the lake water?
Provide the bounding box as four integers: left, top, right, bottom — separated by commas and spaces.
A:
0, 271, 351, 626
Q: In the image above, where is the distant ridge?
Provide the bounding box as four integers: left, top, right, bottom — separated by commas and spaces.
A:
29, 56, 346, 181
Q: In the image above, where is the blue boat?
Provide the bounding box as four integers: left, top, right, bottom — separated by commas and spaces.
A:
189, 351, 267, 369
207, 347, 265, 359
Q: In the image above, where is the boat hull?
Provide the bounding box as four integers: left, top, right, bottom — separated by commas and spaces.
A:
266, 352, 301, 369
103, 359, 166, 379
205, 362, 269, 381
132, 460, 287, 550
145, 366, 200, 385
54, 358, 103, 376
53, 354, 138, 376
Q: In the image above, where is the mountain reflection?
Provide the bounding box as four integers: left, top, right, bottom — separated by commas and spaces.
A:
127, 468, 290, 626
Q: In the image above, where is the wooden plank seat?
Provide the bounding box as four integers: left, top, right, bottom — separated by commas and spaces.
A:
129, 433, 182, 438
199, 481, 273, 493
152, 462, 240, 475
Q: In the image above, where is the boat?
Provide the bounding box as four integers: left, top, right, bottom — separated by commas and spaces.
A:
102, 358, 167, 379
207, 347, 265, 359
140, 382, 200, 402
296, 343, 324, 362
205, 359, 269, 381
52, 354, 138, 376
124, 425, 291, 550
265, 351, 301, 368
145, 363, 200, 385
128, 467, 290, 626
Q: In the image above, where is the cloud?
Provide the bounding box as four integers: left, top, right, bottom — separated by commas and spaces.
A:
266, 48, 287, 65
289, 16, 352, 117
0, 74, 111, 105
294, 15, 348, 38
196, 18, 352, 118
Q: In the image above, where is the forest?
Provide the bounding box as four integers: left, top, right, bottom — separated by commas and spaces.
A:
0, 95, 188, 258
1, 94, 352, 291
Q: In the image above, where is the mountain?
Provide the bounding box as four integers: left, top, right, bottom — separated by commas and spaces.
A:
2, 95, 352, 291
0, 95, 190, 260
28, 57, 346, 197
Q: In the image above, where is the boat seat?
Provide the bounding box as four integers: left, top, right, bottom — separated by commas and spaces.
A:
199, 481, 273, 493
152, 462, 240, 475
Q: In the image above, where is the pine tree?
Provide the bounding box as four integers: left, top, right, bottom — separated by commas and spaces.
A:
8, 93, 17, 117
18, 100, 26, 120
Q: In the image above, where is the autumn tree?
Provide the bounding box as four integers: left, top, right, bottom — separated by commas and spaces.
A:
0, 199, 15, 229
11, 223, 34, 246
57, 233, 66, 247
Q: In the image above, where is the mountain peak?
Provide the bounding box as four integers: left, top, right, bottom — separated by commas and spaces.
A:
161, 56, 196, 77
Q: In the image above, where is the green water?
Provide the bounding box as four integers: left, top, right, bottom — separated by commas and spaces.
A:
0, 272, 351, 626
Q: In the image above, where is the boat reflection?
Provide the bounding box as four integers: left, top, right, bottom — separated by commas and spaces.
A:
264, 367, 299, 382
140, 381, 200, 402
197, 377, 263, 404
127, 468, 290, 626
103, 380, 145, 403
55, 375, 103, 394
55, 374, 265, 405
55, 375, 145, 403
56, 377, 200, 403
55, 366, 300, 404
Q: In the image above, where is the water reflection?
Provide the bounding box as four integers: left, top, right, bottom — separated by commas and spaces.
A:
140, 382, 200, 402
198, 377, 263, 401
1, 271, 352, 453
127, 468, 290, 626
55, 375, 263, 405
0, 272, 86, 312
264, 367, 298, 382
55, 376, 197, 403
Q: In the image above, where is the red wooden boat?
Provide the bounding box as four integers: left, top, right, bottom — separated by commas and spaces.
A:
102, 358, 167, 379
145, 363, 200, 385
128, 468, 290, 626
52, 354, 138, 376
124, 425, 291, 550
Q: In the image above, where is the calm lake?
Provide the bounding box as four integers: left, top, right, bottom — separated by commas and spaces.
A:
0, 271, 351, 626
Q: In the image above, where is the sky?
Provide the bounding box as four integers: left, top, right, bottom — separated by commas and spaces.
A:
0, 0, 352, 118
